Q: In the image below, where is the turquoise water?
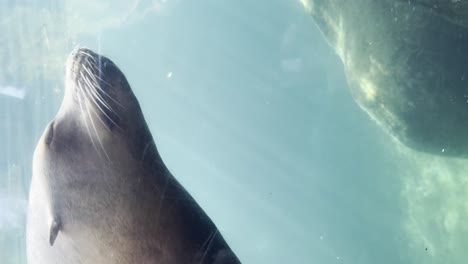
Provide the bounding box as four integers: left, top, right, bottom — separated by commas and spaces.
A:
2, 0, 467, 263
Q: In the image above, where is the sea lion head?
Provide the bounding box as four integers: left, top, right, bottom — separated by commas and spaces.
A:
51, 47, 154, 161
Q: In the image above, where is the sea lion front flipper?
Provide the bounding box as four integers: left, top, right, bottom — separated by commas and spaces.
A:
49, 217, 61, 246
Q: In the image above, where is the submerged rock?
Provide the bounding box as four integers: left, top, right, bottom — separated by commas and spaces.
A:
303, 0, 468, 157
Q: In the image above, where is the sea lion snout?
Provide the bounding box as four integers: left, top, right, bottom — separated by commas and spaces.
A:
63, 48, 126, 131
66, 47, 116, 84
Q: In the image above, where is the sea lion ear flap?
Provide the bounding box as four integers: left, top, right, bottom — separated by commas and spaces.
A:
49, 217, 61, 246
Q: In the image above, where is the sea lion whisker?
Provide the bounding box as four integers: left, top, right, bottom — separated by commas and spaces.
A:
81, 63, 124, 109
95, 74, 111, 87
87, 85, 122, 131
141, 141, 153, 161
199, 230, 218, 264
153, 175, 169, 233
87, 79, 116, 114
82, 74, 106, 107
80, 65, 124, 131
79, 50, 98, 65
78, 82, 111, 162
84, 97, 111, 162
93, 64, 112, 86
81, 62, 105, 93
81, 60, 124, 109
80, 70, 114, 114
198, 229, 216, 253
82, 55, 99, 77
89, 91, 122, 131
90, 74, 125, 110
94, 80, 125, 109
76, 83, 100, 156
83, 77, 123, 131
80, 78, 113, 133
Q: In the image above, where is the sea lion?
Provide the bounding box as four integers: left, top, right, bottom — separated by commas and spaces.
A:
26, 47, 241, 264
303, 0, 468, 158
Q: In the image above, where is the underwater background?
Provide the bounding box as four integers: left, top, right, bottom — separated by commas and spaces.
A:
1, 0, 467, 263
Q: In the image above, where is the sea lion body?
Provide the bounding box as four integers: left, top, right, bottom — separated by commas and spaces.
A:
26, 48, 240, 264
303, 0, 468, 157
